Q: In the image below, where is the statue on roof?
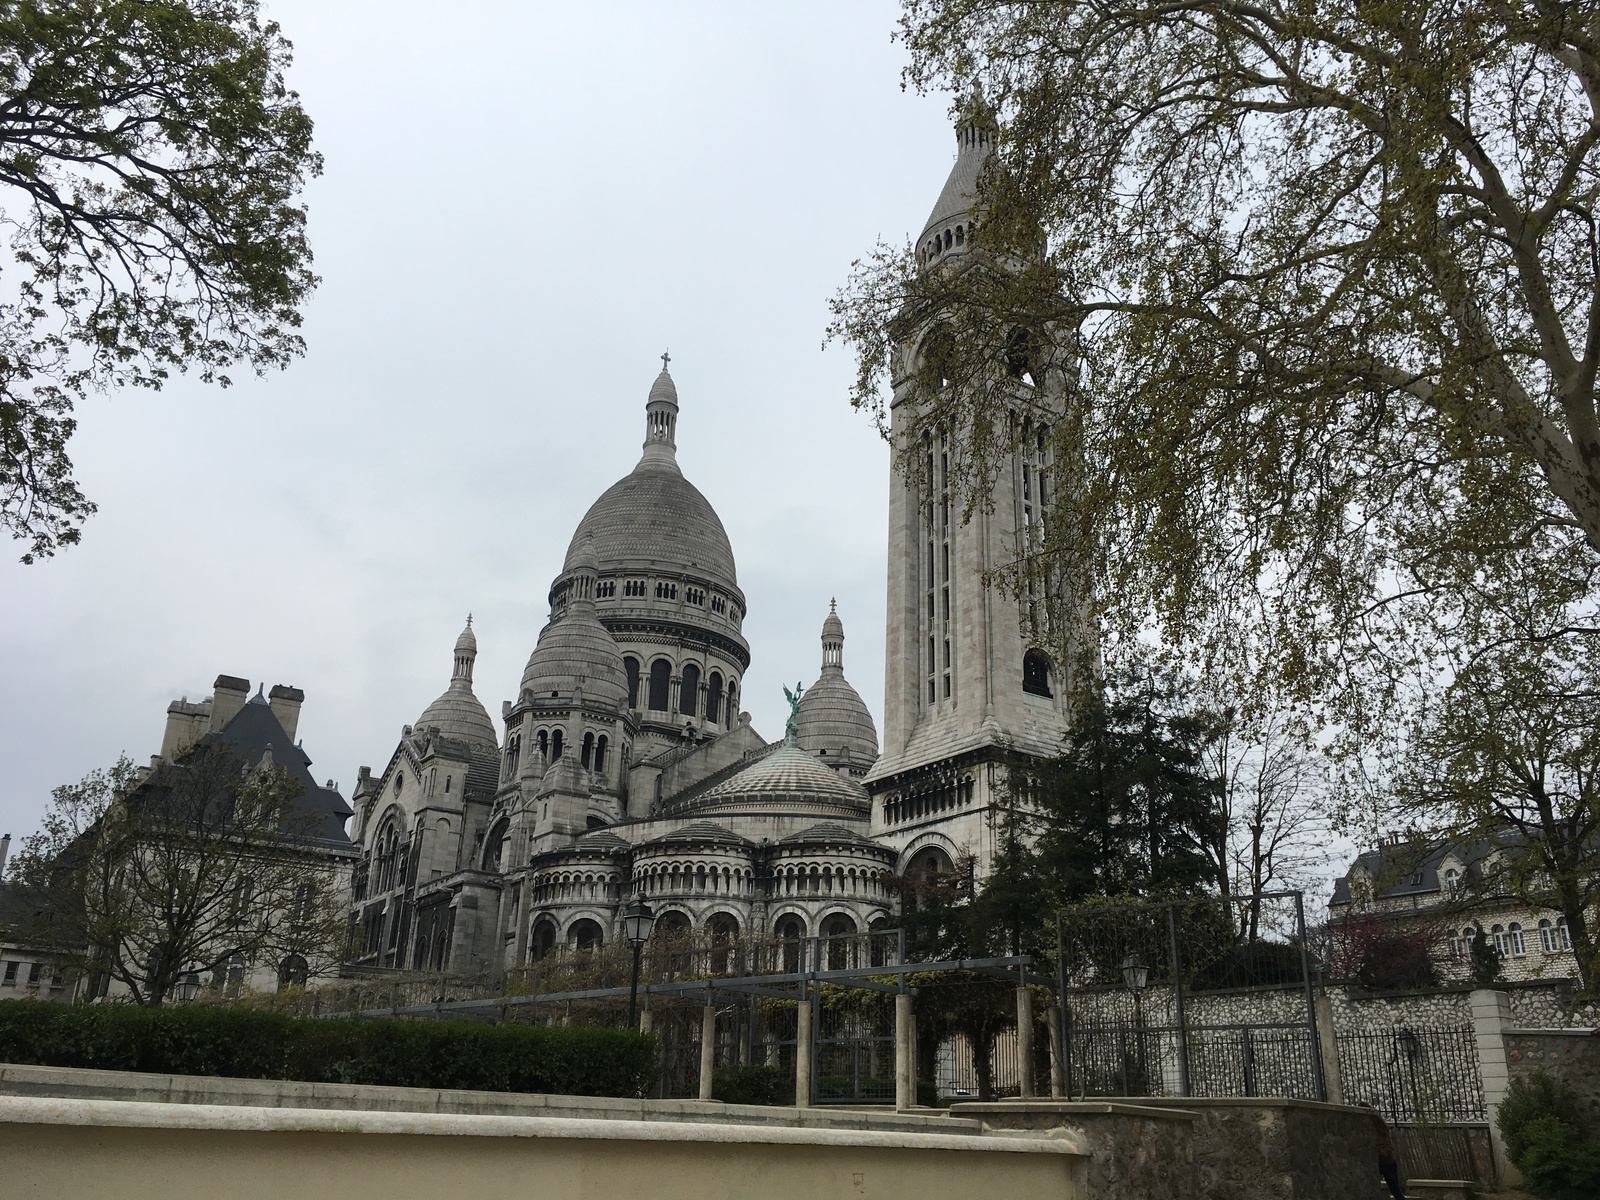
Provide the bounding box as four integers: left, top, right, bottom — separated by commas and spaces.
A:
782, 681, 805, 739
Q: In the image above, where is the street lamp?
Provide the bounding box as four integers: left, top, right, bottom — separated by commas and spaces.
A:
178, 971, 201, 1003
1120, 955, 1149, 1094
623, 893, 656, 1029
1120, 954, 1149, 993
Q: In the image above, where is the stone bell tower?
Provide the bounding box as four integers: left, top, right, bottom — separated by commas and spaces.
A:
864, 110, 1076, 881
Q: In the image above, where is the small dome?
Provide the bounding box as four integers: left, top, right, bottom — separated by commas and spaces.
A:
416, 619, 497, 750
648, 366, 678, 407
689, 738, 868, 815
779, 822, 886, 851
796, 602, 878, 765
521, 612, 628, 710
645, 820, 751, 849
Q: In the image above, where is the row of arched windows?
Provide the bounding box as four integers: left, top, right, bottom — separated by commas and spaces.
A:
881, 777, 975, 825
922, 221, 968, 264
503, 727, 610, 779
635, 861, 755, 898
623, 656, 737, 724
1449, 918, 1571, 958
772, 864, 886, 898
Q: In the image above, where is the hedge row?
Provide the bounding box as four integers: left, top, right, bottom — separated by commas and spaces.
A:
0, 1000, 656, 1097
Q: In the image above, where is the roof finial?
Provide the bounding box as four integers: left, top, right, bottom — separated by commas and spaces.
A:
830, 597, 837, 612
466, 612, 473, 628
661, 349, 671, 370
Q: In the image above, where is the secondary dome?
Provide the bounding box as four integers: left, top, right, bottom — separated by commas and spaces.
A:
561, 361, 739, 596
416, 618, 498, 749
796, 602, 878, 768
522, 555, 629, 709
678, 734, 869, 818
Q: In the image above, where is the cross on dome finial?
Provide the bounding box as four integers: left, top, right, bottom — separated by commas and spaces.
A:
661, 349, 671, 370
830, 597, 837, 612
466, 613, 473, 628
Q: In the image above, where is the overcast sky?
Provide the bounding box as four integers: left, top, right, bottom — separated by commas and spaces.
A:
0, 1, 958, 843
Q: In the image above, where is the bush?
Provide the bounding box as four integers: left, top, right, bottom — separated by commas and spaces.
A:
711, 1062, 788, 1106
1496, 1070, 1600, 1200
0, 1000, 656, 1097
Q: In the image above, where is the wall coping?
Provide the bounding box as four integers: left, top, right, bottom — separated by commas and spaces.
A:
0, 1062, 970, 1134
0, 1095, 1086, 1155
950, 1100, 1198, 1122
990, 1095, 1368, 1117
1504, 1027, 1600, 1037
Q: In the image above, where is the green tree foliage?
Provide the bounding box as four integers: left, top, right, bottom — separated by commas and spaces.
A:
1469, 926, 1505, 988
1011, 679, 1225, 908
10, 743, 345, 1004
829, 0, 1600, 995
1497, 1069, 1600, 1200
0, 0, 321, 562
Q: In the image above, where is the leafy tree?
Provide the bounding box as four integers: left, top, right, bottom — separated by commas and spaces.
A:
829, 0, 1600, 993
1497, 1069, 1600, 1200
1326, 913, 1442, 991
1469, 927, 1506, 989
10, 742, 344, 1004
0, 0, 321, 562
1013, 677, 1226, 907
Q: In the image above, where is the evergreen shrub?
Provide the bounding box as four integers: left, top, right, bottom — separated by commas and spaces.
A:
0, 1000, 656, 1097
1496, 1069, 1600, 1200
710, 1062, 787, 1105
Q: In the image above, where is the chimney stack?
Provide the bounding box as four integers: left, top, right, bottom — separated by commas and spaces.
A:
0, 833, 10, 880
209, 675, 250, 732
268, 685, 305, 742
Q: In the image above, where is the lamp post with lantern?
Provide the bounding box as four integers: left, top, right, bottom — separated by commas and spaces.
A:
622, 894, 655, 1029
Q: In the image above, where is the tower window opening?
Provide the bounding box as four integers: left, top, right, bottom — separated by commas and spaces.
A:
595, 735, 608, 773
624, 657, 641, 709
648, 658, 672, 711
551, 728, 564, 760
581, 732, 594, 768
680, 663, 701, 718
1023, 649, 1054, 698
538, 729, 549, 759
955, 224, 964, 245
707, 672, 724, 724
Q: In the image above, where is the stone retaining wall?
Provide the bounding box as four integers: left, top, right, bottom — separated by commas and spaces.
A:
1504, 1028, 1600, 1132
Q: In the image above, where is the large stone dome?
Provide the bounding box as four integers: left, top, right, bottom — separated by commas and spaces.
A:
563, 466, 737, 595
668, 735, 869, 820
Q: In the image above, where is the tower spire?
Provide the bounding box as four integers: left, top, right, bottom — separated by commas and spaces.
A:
452, 617, 478, 685
640, 354, 680, 469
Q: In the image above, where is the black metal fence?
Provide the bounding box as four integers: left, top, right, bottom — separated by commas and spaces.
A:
1057, 891, 1326, 1101
1335, 1026, 1486, 1122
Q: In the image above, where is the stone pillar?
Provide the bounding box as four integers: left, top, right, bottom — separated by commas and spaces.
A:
1471, 988, 1520, 1187
1314, 991, 1343, 1104
1047, 1004, 1066, 1099
795, 988, 813, 1107
639, 1005, 652, 1036
699, 1002, 717, 1102
1016, 986, 1035, 1099
895, 992, 914, 1110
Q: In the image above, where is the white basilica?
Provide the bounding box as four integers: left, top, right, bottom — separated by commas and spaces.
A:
344, 114, 1074, 976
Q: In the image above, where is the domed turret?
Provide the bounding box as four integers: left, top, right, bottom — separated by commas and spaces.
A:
522, 538, 628, 710
415, 617, 499, 750
917, 98, 996, 270
796, 601, 878, 774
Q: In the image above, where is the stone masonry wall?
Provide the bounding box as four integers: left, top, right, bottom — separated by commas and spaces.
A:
1504, 1029, 1600, 1134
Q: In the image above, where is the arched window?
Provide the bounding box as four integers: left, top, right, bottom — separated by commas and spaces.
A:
822, 913, 857, 970
904, 846, 954, 914
1005, 326, 1034, 381
569, 919, 603, 952
482, 820, 508, 872
581, 732, 594, 768
595, 735, 608, 773
537, 729, 549, 759
551, 728, 564, 760
707, 672, 724, 725
1491, 923, 1509, 955
277, 955, 309, 991
1023, 648, 1053, 697
648, 659, 672, 711
1539, 919, 1558, 953
776, 915, 804, 973
680, 663, 701, 718
1507, 922, 1526, 956
726, 681, 738, 727
624, 657, 641, 709
530, 920, 557, 962
709, 914, 738, 974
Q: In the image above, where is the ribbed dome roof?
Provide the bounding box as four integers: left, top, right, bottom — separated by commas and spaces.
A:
646, 820, 751, 848
796, 674, 878, 763
521, 611, 628, 708
921, 112, 995, 249
693, 737, 868, 812
779, 821, 884, 850
796, 602, 878, 764
563, 467, 737, 594
416, 685, 498, 749
416, 619, 497, 749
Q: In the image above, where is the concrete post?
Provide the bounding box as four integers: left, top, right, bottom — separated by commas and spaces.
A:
1314, 991, 1342, 1104
895, 992, 914, 1110
638, 1006, 652, 1036
699, 1002, 717, 1102
1470, 988, 1520, 1187
1016, 986, 1035, 1099
795, 987, 813, 1108
1047, 1004, 1066, 1099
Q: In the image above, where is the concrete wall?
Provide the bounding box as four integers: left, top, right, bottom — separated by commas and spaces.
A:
0, 1095, 1084, 1200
